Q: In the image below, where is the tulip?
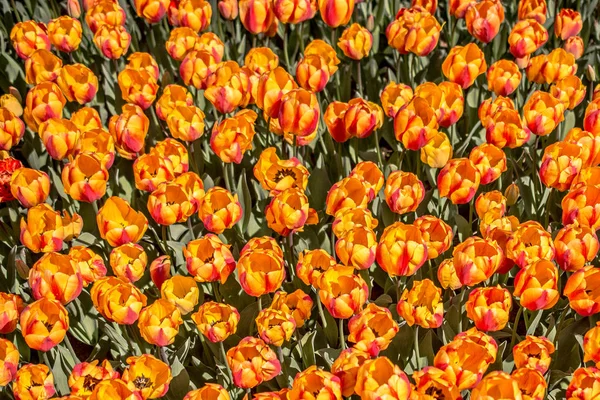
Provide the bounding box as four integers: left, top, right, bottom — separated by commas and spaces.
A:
184, 234, 235, 284
194, 32, 224, 63
412, 367, 461, 400
380, 82, 413, 118
469, 143, 507, 185
137, 299, 182, 346
47, 16, 83, 53
122, 354, 172, 399
377, 222, 428, 277
166, 105, 206, 143
471, 371, 521, 399
278, 88, 320, 139
332, 210, 378, 241
185, 384, 230, 400
238, 0, 274, 34
434, 329, 497, 390
0, 293, 24, 335
165, 27, 198, 61
253, 147, 309, 195
237, 249, 285, 297
437, 158, 481, 204
97, 197, 149, 247
453, 236, 504, 286
256, 67, 298, 118
330, 349, 371, 397
414, 215, 453, 260
117, 69, 159, 110
442, 43, 487, 89
474, 191, 506, 221
211, 109, 257, 163
226, 337, 281, 388
397, 279, 443, 328
132, 154, 173, 193
554, 224, 599, 272
567, 367, 600, 399
241, 237, 284, 259
178, 0, 212, 32
62, 153, 109, 203
585, 98, 600, 135
86, 1, 127, 33
180, 50, 218, 89
318, 265, 369, 319
149, 255, 171, 289
479, 96, 516, 126
204, 61, 250, 114
296, 55, 332, 93
109, 103, 149, 159
88, 378, 143, 400
134, 0, 170, 23
539, 141, 583, 191
354, 357, 411, 400
68, 360, 120, 398
526, 49, 577, 85
508, 18, 548, 59
20, 204, 67, 253
156, 86, 194, 122
486, 60, 521, 97
12, 364, 55, 400
485, 108, 530, 149
192, 301, 239, 343
296, 249, 336, 287
436, 81, 464, 128
555, 8, 582, 40
266, 187, 318, 236
437, 258, 462, 290
318, 0, 353, 28
24, 49, 62, 85
564, 265, 600, 316
325, 177, 373, 214
513, 335, 554, 374
338, 23, 372, 60
255, 308, 296, 347
38, 117, 80, 160
70, 105, 102, 130
69, 246, 107, 286
109, 243, 148, 283
518, 0, 546, 23
465, 0, 505, 43
329, 98, 383, 140
564, 35, 584, 59
335, 226, 377, 270
10, 168, 50, 208
386, 7, 441, 56
551, 76, 586, 111
56, 64, 99, 105
394, 97, 438, 150
0, 107, 25, 152
197, 187, 242, 234
270, 290, 313, 328
384, 171, 425, 215
91, 277, 147, 324
93, 25, 131, 59
148, 182, 195, 225
506, 221, 555, 268
465, 286, 512, 331
20, 298, 69, 351
583, 322, 600, 367
152, 138, 189, 176
0, 339, 18, 387
351, 163, 384, 196
29, 252, 82, 305
420, 130, 453, 168
274, 0, 316, 23
10, 21, 51, 59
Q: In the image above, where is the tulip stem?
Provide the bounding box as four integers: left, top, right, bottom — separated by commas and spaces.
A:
187, 217, 195, 240
223, 162, 232, 191
339, 318, 346, 349
92, 200, 99, 216
257, 296, 262, 311
162, 225, 169, 253
414, 325, 421, 371
283, 24, 292, 71
468, 200, 474, 232
374, 131, 384, 167
41, 351, 51, 367
356, 62, 363, 97
315, 292, 328, 331
63, 335, 80, 364
212, 281, 222, 302
218, 341, 234, 384
510, 305, 523, 351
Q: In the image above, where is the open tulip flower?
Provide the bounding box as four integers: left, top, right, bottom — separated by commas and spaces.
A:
1, 1, 600, 398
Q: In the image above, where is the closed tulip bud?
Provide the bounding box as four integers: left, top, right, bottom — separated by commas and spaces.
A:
56, 64, 99, 105
501, 183, 519, 207
325, 101, 353, 143
10, 21, 51, 60
380, 82, 413, 118
137, 299, 182, 346
185, 384, 230, 400
394, 97, 438, 150
253, 147, 309, 195
438, 157, 481, 204
270, 290, 313, 327
318, 265, 368, 319
62, 153, 109, 203
506, 221, 554, 268
377, 222, 428, 277
274, 0, 316, 23
0, 107, 25, 151
564, 35, 584, 59
110, 243, 148, 283
38, 117, 80, 160
465, 0, 504, 43
278, 88, 320, 139
471, 371, 521, 399
198, 186, 242, 234
256, 67, 297, 118
420, 130, 453, 168
227, 337, 281, 389
434, 329, 497, 390
165, 27, 198, 61
555, 8, 582, 40
335, 226, 377, 270
20, 204, 65, 253
469, 143, 507, 185
48, 16, 82, 53
149, 255, 171, 289
397, 278, 443, 329
238, 249, 285, 297
296, 248, 336, 287
239, 0, 275, 34
10, 168, 50, 208
539, 141, 583, 191
68, 360, 120, 398
69, 246, 107, 286
218, 0, 239, 19
29, 252, 82, 304
211, 109, 257, 163
486, 60, 521, 97
0, 339, 18, 386
178, 0, 212, 32
93, 25, 131, 59
354, 357, 411, 400
442, 43, 487, 89
337, 23, 372, 60
192, 301, 240, 342
348, 303, 399, 356
514, 259, 559, 311
266, 187, 318, 236
508, 18, 548, 59
148, 182, 195, 225
20, 298, 69, 351
255, 308, 295, 347
12, 364, 55, 400
318, 0, 354, 28
384, 171, 425, 215
386, 8, 441, 57
287, 371, 340, 400
564, 265, 600, 316
122, 354, 172, 399
414, 215, 453, 260
437, 258, 462, 290
453, 236, 504, 286
350, 161, 384, 200
184, 234, 235, 283
331, 348, 370, 397
512, 335, 554, 374
551, 75, 586, 111
91, 276, 147, 324
109, 103, 149, 159
465, 286, 512, 331
86, 1, 127, 33
134, 0, 170, 23
117, 69, 159, 110
24, 49, 62, 85
0, 293, 24, 334
296, 55, 331, 93
97, 197, 148, 247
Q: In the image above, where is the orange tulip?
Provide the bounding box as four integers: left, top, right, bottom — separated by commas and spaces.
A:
0, 340, 17, 386
211, 109, 257, 163
62, 153, 109, 203
29, 252, 82, 305
526, 48, 577, 85
437, 258, 462, 290
122, 354, 172, 398
377, 222, 428, 277
564, 265, 600, 316
256, 66, 297, 118
518, 0, 547, 23
0, 107, 25, 151
255, 308, 296, 346
184, 384, 230, 400
10, 168, 50, 208
453, 236, 504, 286
318, 265, 368, 319
20, 204, 75, 253
338, 23, 372, 60
469, 143, 507, 185
237, 249, 285, 297
506, 221, 554, 268
183, 234, 236, 283
218, 0, 239, 19
508, 18, 548, 59
149, 255, 171, 289
270, 290, 313, 327
192, 301, 240, 342
10, 21, 51, 59
296, 248, 336, 287
465, 286, 511, 331
335, 226, 377, 270
554, 224, 599, 272
253, 147, 309, 195
412, 367, 461, 400
137, 299, 182, 346
226, 337, 281, 389
465, 0, 505, 43
325, 177, 371, 216
178, 0, 212, 32
12, 364, 55, 400
239, 0, 275, 34
38, 117, 80, 160
475, 190, 506, 220
24, 49, 62, 85
393, 97, 438, 150
420, 130, 453, 168
20, 298, 69, 351
88, 378, 143, 400
134, 0, 170, 23
0, 293, 24, 335
354, 356, 412, 400
513, 335, 554, 374
109, 103, 149, 159
204, 61, 250, 114
555, 8, 582, 40
70, 105, 102, 131
56, 64, 99, 105
437, 157, 481, 204
148, 182, 195, 225
442, 43, 487, 89
539, 141, 583, 191
471, 371, 521, 399
68, 360, 120, 398
414, 215, 453, 260
318, 0, 354, 28
386, 7, 441, 56
331, 348, 371, 397
567, 367, 600, 399
563, 35, 584, 59
93, 25, 131, 59
273, 0, 316, 23
551, 75, 586, 111
485, 108, 530, 149
109, 243, 148, 283
198, 186, 242, 234
117, 69, 159, 110
69, 246, 107, 286
397, 279, 444, 328
179, 50, 218, 89
24, 82, 66, 131
384, 171, 425, 215
380, 82, 413, 118
47, 16, 82, 53
486, 60, 521, 97
278, 88, 320, 140
91, 276, 147, 324
97, 197, 149, 247
85, 1, 127, 33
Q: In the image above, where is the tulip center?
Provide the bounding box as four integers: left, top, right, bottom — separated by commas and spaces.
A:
83, 375, 101, 391
273, 168, 296, 183
26, 381, 42, 390
425, 386, 444, 398
133, 374, 154, 389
